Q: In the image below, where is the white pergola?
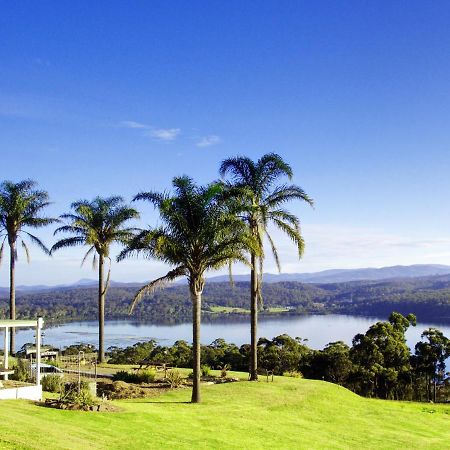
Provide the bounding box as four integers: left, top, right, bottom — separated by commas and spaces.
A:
0, 318, 44, 386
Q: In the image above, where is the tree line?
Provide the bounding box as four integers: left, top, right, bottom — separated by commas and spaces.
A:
0, 153, 312, 403
107, 312, 450, 403
2, 277, 450, 325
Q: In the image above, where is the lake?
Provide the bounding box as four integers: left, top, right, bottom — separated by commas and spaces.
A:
11, 314, 450, 351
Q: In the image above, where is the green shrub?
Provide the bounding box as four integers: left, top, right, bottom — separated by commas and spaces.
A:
60, 381, 96, 409
11, 359, 30, 382
112, 369, 156, 384
42, 374, 63, 393
201, 364, 211, 377
283, 370, 303, 378
166, 369, 184, 388
137, 369, 156, 383
112, 370, 137, 383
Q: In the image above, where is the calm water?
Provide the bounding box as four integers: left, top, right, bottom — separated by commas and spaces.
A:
11, 315, 450, 351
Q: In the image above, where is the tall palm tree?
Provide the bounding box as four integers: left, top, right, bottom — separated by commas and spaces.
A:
51, 196, 139, 363
119, 176, 256, 403
219, 153, 313, 380
0, 179, 57, 354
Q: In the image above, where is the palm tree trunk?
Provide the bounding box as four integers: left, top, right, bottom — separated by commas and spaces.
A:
191, 288, 202, 403
9, 241, 16, 355
98, 254, 105, 363
250, 252, 258, 381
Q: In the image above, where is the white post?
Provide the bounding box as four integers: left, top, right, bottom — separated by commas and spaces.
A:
4, 327, 9, 380
36, 317, 43, 387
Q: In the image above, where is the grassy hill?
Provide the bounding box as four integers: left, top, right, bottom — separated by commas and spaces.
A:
0, 375, 449, 449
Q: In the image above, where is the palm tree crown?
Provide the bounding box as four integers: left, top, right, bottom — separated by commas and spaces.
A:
0, 179, 57, 354
120, 176, 257, 402
0, 179, 56, 260
52, 196, 139, 263
51, 196, 139, 362
220, 153, 313, 274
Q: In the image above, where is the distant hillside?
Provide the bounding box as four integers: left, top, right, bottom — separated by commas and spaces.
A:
2, 264, 450, 296
207, 264, 450, 284
1, 272, 450, 324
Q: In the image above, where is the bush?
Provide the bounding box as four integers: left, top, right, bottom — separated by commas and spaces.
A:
201, 364, 211, 377
137, 369, 156, 383
60, 381, 96, 409
11, 359, 30, 382
166, 369, 184, 388
112, 369, 156, 384
42, 374, 63, 393
283, 370, 303, 378
219, 364, 230, 378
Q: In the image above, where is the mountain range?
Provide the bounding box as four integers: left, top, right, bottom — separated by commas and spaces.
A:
1, 264, 450, 295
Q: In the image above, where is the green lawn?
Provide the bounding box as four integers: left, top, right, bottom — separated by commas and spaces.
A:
0, 375, 449, 449
207, 305, 250, 313
206, 305, 289, 314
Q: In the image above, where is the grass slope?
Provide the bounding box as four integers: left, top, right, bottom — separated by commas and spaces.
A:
0, 376, 449, 449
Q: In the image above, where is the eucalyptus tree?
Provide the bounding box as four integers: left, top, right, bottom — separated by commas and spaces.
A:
51, 196, 139, 363
119, 176, 256, 403
219, 153, 313, 380
0, 179, 57, 354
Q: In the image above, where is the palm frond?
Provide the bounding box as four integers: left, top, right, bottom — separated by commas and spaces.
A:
23, 231, 51, 255
50, 237, 86, 254
272, 218, 305, 257
81, 246, 96, 267
265, 230, 281, 272
0, 236, 6, 266
102, 257, 112, 297
265, 184, 314, 209
129, 266, 186, 314
21, 240, 31, 263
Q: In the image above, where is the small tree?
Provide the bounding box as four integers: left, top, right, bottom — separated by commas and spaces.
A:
414, 328, 450, 402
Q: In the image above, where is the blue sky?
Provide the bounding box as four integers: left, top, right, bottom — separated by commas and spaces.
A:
1, 1, 450, 285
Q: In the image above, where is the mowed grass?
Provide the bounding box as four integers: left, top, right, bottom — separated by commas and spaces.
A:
0, 375, 449, 450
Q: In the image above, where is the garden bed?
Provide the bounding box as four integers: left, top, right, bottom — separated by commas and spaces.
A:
43, 398, 122, 412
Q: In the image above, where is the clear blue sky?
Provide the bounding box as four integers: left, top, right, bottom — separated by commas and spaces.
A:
1, 1, 450, 285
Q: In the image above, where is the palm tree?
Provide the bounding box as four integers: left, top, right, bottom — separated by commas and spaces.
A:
219, 153, 313, 380
51, 196, 139, 363
0, 179, 57, 354
119, 176, 256, 403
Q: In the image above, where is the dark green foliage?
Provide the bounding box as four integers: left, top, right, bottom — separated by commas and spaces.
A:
62, 343, 97, 355
347, 312, 416, 399
108, 341, 156, 364
2, 276, 450, 324
11, 359, 31, 382
112, 369, 156, 384
412, 328, 450, 401
201, 364, 211, 377
42, 374, 63, 393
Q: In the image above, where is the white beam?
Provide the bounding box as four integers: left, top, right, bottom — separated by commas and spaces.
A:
0, 320, 40, 328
